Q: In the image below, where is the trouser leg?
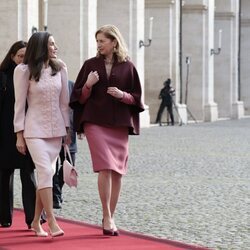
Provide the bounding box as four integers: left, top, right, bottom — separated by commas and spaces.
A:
0, 169, 14, 225
167, 105, 175, 125
155, 102, 165, 125
20, 162, 36, 226
53, 161, 62, 205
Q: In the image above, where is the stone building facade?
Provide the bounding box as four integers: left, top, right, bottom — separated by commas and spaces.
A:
0, 0, 248, 126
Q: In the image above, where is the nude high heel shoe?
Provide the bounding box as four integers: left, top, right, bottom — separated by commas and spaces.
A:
31, 223, 48, 237
49, 223, 64, 237
50, 229, 64, 237
35, 230, 48, 237
112, 220, 120, 236
102, 219, 114, 236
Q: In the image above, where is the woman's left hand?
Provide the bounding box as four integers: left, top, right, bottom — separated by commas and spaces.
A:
107, 87, 123, 100
16, 133, 27, 155
63, 129, 72, 145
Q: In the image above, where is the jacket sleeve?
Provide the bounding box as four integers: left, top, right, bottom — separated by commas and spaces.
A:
59, 63, 70, 127
130, 65, 145, 113
69, 63, 88, 109
69, 63, 88, 133
13, 64, 29, 133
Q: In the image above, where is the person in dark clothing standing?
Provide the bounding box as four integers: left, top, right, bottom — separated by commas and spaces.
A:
53, 80, 77, 209
0, 41, 36, 228
155, 78, 175, 126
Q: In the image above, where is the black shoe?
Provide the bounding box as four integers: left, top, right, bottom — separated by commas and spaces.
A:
26, 220, 32, 229
1, 222, 11, 227
103, 228, 114, 236
40, 217, 47, 224
53, 201, 62, 209
113, 230, 120, 236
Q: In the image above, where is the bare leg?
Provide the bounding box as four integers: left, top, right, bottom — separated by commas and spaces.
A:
31, 190, 46, 235
110, 171, 122, 231
38, 187, 63, 234
98, 170, 112, 230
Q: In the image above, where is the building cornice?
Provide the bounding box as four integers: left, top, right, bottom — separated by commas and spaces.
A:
241, 18, 250, 26
145, 0, 175, 8
182, 4, 208, 13
215, 12, 235, 20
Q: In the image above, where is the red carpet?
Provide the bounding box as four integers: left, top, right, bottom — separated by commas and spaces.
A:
0, 209, 209, 250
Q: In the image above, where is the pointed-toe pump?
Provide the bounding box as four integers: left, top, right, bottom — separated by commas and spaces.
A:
103, 228, 114, 236
113, 230, 120, 236
35, 230, 48, 237
50, 229, 64, 237
31, 223, 48, 237
102, 219, 114, 236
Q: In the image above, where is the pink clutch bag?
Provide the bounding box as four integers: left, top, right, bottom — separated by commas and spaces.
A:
63, 145, 78, 188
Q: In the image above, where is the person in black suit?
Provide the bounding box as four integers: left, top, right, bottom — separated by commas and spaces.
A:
155, 78, 175, 126
0, 41, 45, 228
52, 80, 77, 209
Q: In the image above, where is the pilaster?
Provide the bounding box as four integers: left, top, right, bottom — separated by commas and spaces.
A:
214, 0, 244, 119
171, 0, 188, 124
240, 0, 250, 115
97, 0, 150, 127
26, 0, 39, 39
48, 0, 97, 80
145, 0, 185, 124
0, 0, 39, 60
182, 0, 218, 122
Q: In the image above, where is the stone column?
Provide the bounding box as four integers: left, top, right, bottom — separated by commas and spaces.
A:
215, 0, 244, 119
26, 0, 39, 38
183, 0, 218, 122
204, 0, 219, 122
48, 0, 97, 80
172, 0, 188, 124
241, 0, 250, 116
0, 1, 19, 56
97, 0, 150, 127
0, 0, 38, 58
144, 0, 186, 124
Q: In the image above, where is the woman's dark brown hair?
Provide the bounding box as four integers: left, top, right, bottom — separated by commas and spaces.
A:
0, 41, 27, 71
23, 31, 60, 81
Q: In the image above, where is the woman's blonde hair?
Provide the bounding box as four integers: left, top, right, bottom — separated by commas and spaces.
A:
95, 24, 129, 63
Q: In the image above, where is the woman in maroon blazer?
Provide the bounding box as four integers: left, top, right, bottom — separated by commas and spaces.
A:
70, 24, 144, 236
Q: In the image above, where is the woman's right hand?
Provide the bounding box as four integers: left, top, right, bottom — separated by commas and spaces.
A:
85, 71, 99, 88
16, 131, 26, 155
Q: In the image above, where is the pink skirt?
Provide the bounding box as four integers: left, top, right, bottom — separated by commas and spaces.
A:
25, 137, 62, 189
84, 123, 129, 175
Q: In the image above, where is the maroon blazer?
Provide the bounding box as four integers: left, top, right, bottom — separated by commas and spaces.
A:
70, 56, 144, 135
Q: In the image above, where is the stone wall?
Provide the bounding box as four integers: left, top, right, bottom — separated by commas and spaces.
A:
0, 0, 248, 124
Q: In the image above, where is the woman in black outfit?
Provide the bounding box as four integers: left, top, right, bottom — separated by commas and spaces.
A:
0, 41, 38, 228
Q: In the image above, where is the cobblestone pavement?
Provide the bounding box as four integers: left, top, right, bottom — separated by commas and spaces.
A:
14, 118, 250, 250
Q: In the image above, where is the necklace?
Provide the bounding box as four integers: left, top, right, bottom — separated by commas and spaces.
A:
104, 58, 114, 65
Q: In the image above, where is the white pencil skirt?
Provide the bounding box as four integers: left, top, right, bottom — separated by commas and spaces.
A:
25, 137, 62, 190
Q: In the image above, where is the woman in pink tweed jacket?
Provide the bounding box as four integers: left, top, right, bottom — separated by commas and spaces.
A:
13, 32, 70, 237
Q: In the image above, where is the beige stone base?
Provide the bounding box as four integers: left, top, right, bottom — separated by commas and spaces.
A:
232, 101, 245, 119
204, 103, 218, 122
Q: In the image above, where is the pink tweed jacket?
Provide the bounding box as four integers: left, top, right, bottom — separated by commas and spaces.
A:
14, 63, 70, 138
